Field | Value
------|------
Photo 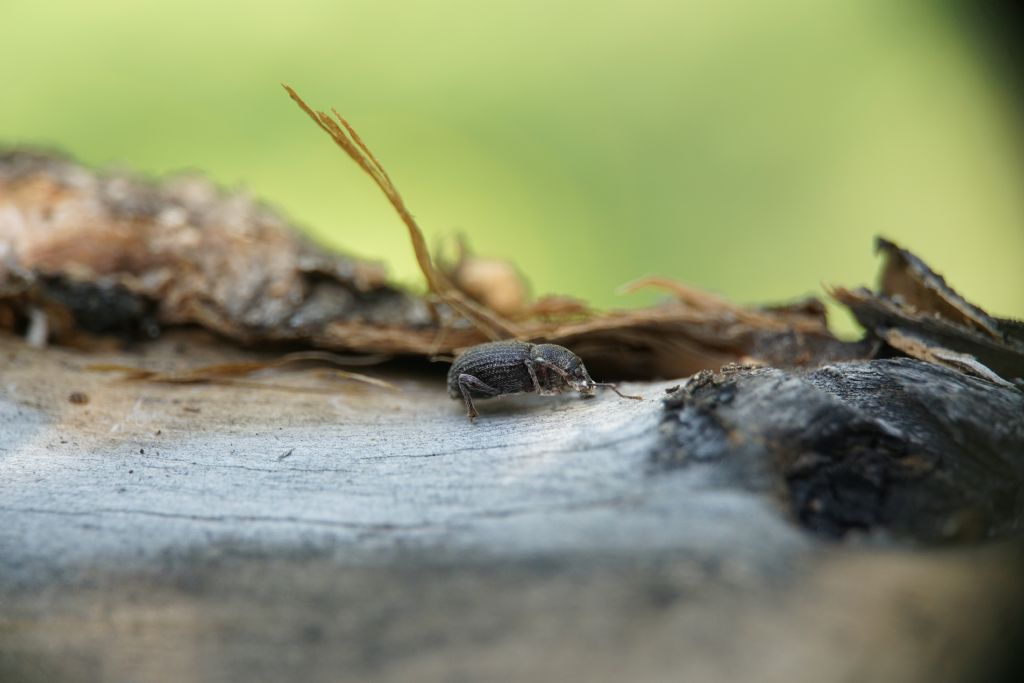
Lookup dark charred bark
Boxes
[656,359,1024,542]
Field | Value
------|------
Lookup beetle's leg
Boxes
[524,359,559,395]
[532,358,575,386]
[457,373,501,421]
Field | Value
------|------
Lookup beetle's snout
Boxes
[568,376,597,395]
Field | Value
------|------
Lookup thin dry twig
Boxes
[88,351,398,391]
[619,276,828,334]
[317,369,401,391]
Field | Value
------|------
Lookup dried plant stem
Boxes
[283,85,518,340]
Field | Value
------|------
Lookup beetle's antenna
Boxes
[593,382,642,400]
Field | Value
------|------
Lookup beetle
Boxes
[447,340,641,421]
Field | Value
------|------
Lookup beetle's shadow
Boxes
[462,392,593,419]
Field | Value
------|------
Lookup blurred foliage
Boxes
[2,0,1022,335]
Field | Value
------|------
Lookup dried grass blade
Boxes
[319,369,400,391]
[283,85,439,288]
[278,351,391,367]
[282,84,518,340]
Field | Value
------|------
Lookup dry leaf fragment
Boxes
[879,328,1015,389]
[438,237,531,318]
[831,238,1024,384]
[832,284,1024,383]
[876,237,1005,339]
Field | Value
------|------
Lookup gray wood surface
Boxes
[1,332,1021,683]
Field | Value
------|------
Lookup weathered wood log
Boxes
[1,332,1021,682]
[3,141,1023,683]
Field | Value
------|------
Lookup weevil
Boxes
[447,340,642,421]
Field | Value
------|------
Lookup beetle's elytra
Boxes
[447,340,641,421]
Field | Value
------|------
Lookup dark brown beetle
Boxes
[447,340,641,421]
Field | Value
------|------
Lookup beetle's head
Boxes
[532,344,596,394]
[532,343,643,402]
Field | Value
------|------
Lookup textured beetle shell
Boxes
[447,341,538,399]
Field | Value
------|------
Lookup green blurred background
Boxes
[3,0,1022,334]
